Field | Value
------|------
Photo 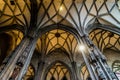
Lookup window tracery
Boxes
[112,60,120,79]
[46,62,71,80]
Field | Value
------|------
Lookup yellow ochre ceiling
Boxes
[0,0,120,55]
[0,0,120,30]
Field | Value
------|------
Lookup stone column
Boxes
[71,61,80,80]
[34,59,45,80]
[81,35,118,80]
[0,37,30,80]
[17,37,37,80]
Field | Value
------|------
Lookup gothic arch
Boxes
[79,62,89,80]
[86,23,120,35]
[0,29,24,56]
[37,24,80,40]
[36,24,80,61]
[0,29,24,76]
[43,61,74,80]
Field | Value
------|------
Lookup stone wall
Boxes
[103,49,120,69]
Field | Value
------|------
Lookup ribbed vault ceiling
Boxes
[0,0,120,32]
[36,29,78,56]
[0,0,120,56]
[0,1,120,80]
[89,28,120,52]
[0,0,30,27]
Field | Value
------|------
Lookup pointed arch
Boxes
[44,61,73,80]
[36,24,80,61]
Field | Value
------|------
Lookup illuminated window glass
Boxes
[46,63,71,80]
[112,60,120,79]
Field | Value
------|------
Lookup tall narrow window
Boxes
[112,60,120,79]
[46,63,71,80]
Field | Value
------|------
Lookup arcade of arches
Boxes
[0,0,120,80]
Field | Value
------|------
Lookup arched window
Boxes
[46,62,71,80]
[112,60,120,79]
